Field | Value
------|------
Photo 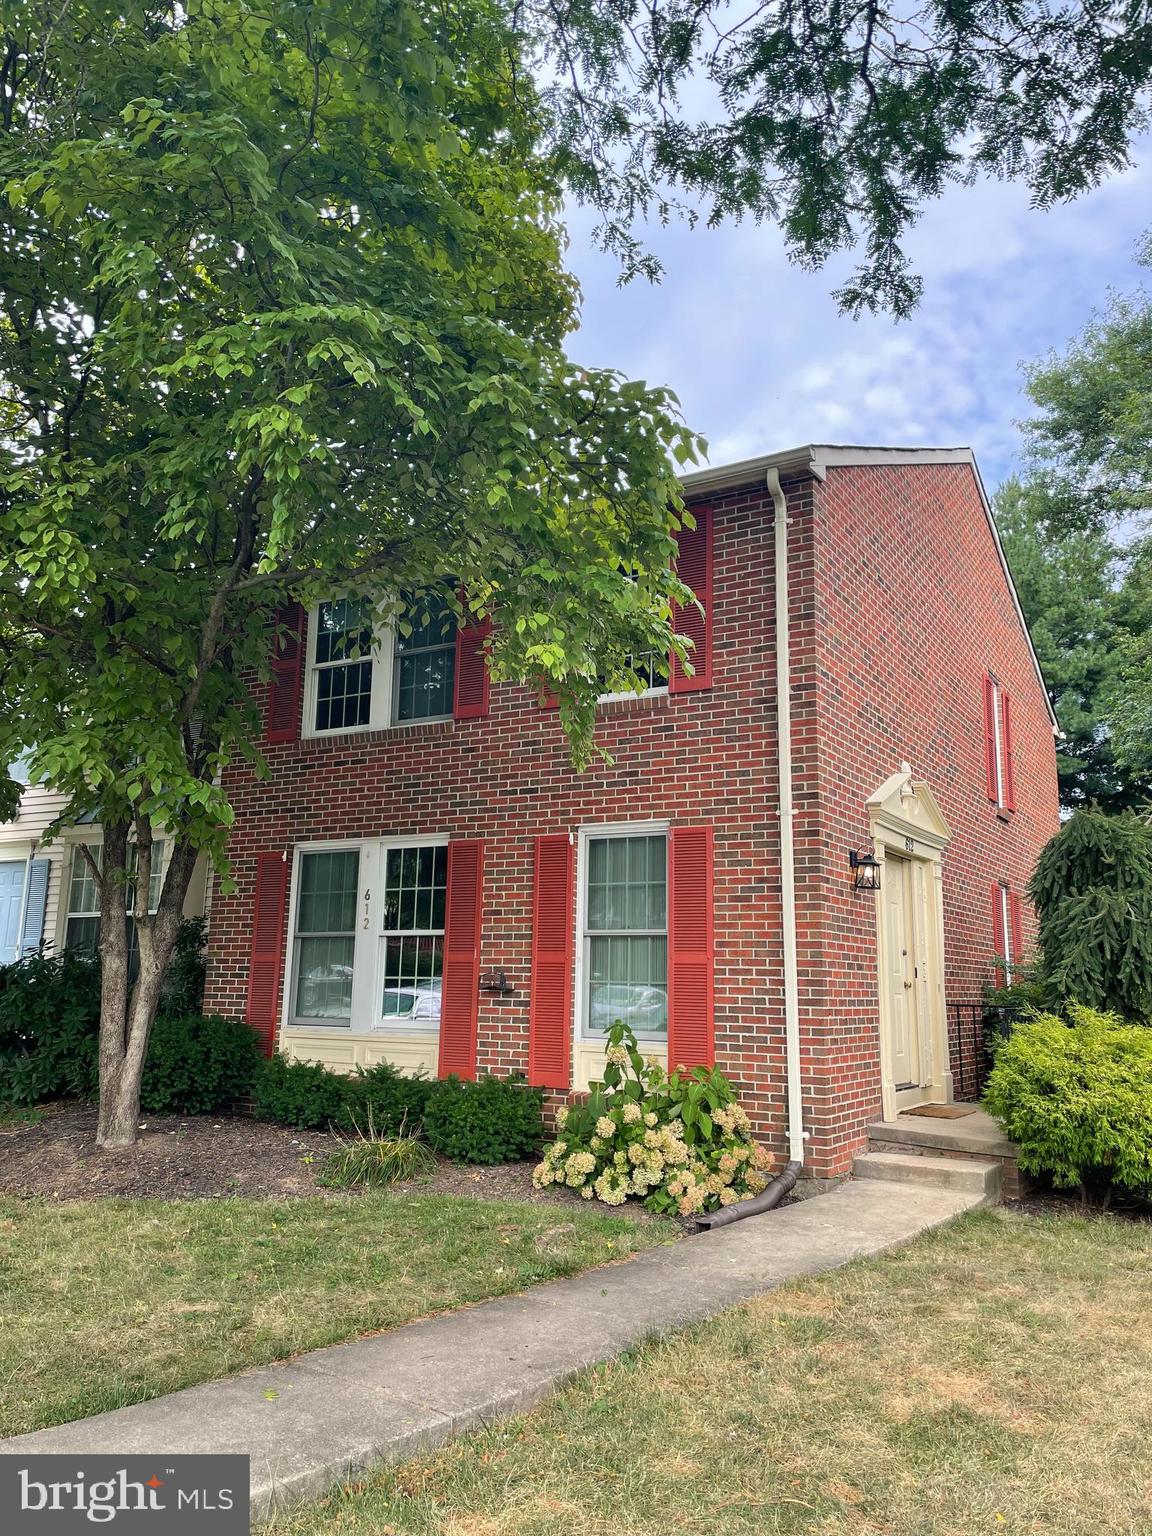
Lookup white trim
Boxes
[283,834,451,1036]
[301,601,393,740]
[597,684,669,705]
[574,819,670,1050]
[998,882,1014,985]
[990,678,1006,809]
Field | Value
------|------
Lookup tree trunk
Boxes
[95,835,201,1150]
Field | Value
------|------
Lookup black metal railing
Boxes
[949,1001,1019,1103]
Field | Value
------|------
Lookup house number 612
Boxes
[362,889,371,929]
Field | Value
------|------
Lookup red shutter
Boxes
[982,674,998,802]
[1001,691,1017,812]
[670,504,713,693]
[244,852,290,1056]
[991,883,1007,989]
[454,614,491,720]
[1008,890,1025,965]
[527,834,575,1088]
[266,603,306,743]
[667,824,714,1070]
[439,839,484,1079]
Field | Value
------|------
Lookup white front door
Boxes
[0,860,26,965]
[884,854,921,1091]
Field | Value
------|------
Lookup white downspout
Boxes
[767,467,805,1166]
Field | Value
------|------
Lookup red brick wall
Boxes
[801,462,1060,1175]
[202,456,1060,1179]
[203,482,798,1158]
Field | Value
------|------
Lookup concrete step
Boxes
[853,1150,1002,1202]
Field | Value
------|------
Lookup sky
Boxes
[562,147,1151,493]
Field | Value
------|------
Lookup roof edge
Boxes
[679,443,1059,732]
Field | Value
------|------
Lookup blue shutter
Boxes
[19,858,51,956]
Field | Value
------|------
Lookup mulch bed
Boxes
[0,1102,660,1220]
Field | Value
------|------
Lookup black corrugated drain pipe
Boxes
[688,1160,803,1234]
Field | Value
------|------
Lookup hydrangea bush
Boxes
[533,1023,773,1216]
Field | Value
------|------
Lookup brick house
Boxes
[200,444,1060,1183]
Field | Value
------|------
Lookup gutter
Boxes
[693,467,805,1229]
[767,464,806,1170]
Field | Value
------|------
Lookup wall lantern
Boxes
[848,848,882,892]
[479,968,515,996]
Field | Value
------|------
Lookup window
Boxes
[287,839,449,1031]
[380,845,447,1026]
[312,599,378,733]
[582,831,668,1038]
[393,591,456,723]
[65,842,165,972]
[598,650,670,702]
[992,882,1025,986]
[983,674,1016,812]
[292,849,359,1021]
[305,591,457,736]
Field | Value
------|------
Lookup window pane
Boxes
[315,599,374,665]
[381,935,443,1025]
[587,936,668,1036]
[383,846,447,933]
[396,591,455,652]
[395,649,455,721]
[294,936,355,1019]
[68,848,101,916]
[586,834,666,932]
[316,658,372,732]
[297,851,359,934]
[65,914,101,955]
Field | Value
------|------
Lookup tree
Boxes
[995,476,1140,811]
[515,0,1152,313]
[1004,245,1152,802]
[0,0,702,1147]
[1029,809,1152,1022]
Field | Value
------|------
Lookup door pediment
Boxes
[866,763,951,853]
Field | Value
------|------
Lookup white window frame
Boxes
[302,596,459,738]
[284,835,450,1033]
[61,835,167,954]
[990,677,1006,809]
[574,819,670,1045]
[998,882,1014,984]
[302,602,393,740]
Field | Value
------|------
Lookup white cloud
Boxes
[564,143,1152,488]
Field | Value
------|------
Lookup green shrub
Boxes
[140,1014,263,1116]
[0,951,100,1105]
[534,1023,772,1213]
[252,1053,353,1129]
[423,1073,544,1163]
[985,1004,1152,1205]
[338,1061,434,1137]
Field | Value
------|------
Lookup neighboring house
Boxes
[200,444,1060,1181]
[0,773,209,967]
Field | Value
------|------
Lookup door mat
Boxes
[902,1103,978,1120]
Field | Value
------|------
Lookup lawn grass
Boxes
[265,1207,1152,1536]
[0,1193,671,1438]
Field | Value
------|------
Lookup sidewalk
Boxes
[0,1179,982,1519]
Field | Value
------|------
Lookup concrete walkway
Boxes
[1,1180,982,1519]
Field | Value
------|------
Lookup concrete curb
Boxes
[0,1180,982,1519]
